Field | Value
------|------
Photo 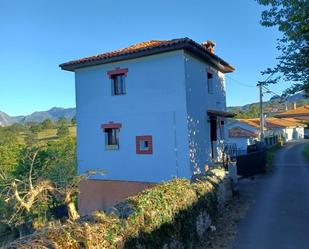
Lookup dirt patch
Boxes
[197,192,250,249]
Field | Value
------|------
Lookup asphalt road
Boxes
[233,140,309,249]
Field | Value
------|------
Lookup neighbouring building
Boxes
[275,105,309,122]
[228,118,305,150]
[60,38,235,214]
[227,119,261,151]
[275,105,309,138]
[264,118,305,141]
[228,126,258,151]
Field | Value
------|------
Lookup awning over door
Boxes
[207,109,236,118]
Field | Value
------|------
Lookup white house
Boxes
[227,119,260,151]
[228,118,305,150]
[264,118,305,142]
[60,38,235,214]
[228,126,258,151]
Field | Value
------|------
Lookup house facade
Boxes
[228,118,304,151]
[275,105,309,137]
[227,120,260,151]
[264,118,305,142]
[60,38,234,214]
[228,126,258,151]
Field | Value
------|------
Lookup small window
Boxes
[101,123,122,150]
[112,74,126,95]
[107,67,128,96]
[105,128,119,149]
[207,72,213,94]
[136,136,153,154]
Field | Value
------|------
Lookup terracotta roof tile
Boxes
[266,118,306,128]
[275,105,309,117]
[229,127,258,138]
[238,118,305,129]
[59,37,234,72]
[237,119,261,129]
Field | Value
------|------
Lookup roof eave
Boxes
[59,40,235,73]
[59,44,184,72]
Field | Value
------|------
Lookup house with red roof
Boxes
[228,118,305,150]
[275,105,309,121]
[60,37,235,214]
[228,126,259,151]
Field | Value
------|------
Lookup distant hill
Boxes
[228,90,309,118]
[0,107,76,126]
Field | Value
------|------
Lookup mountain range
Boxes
[0,107,76,126]
[0,91,308,126]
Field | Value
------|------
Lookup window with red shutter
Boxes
[136,136,153,154]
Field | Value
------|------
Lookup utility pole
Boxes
[258,81,264,142]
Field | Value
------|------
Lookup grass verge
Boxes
[266,144,282,171]
[303,143,309,162]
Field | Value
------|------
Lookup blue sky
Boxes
[0,0,288,116]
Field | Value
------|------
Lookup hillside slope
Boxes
[0,107,76,126]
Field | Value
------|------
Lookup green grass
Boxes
[16,126,77,144]
[303,144,309,162]
[266,144,282,171]
[37,126,76,140]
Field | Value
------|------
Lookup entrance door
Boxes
[210,116,217,158]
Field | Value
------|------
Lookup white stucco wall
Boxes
[227,137,252,151]
[296,127,304,139]
[75,51,191,183]
[284,127,304,141]
[184,52,228,173]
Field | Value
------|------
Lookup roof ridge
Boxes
[59,37,234,72]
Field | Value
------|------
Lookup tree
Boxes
[7,124,26,134]
[24,132,38,145]
[57,117,68,127]
[41,119,54,129]
[0,128,18,145]
[71,116,76,126]
[29,124,42,133]
[256,0,309,93]
[0,147,79,233]
[0,139,105,237]
[0,139,77,236]
[56,125,69,137]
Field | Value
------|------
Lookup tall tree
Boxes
[41,119,54,129]
[257,0,309,92]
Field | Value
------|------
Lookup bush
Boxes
[57,125,69,137]
[6,168,230,249]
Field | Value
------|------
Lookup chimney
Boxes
[201,40,216,54]
[293,102,297,110]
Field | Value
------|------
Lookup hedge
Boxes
[6,168,230,249]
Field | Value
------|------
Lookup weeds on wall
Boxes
[6,168,228,249]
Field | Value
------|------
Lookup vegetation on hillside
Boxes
[0,118,77,244]
[229,98,309,119]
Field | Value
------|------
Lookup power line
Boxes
[225,75,256,88]
[262,85,284,99]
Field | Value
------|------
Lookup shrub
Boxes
[5,168,229,249]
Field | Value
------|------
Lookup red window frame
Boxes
[107,67,128,96]
[136,135,153,154]
[101,123,122,150]
[107,67,128,78]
